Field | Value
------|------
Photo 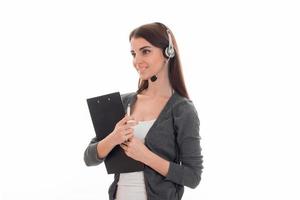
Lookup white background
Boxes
[0,0,299,199]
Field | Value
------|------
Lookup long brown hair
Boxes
[129,22,189,99]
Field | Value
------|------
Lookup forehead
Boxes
[130,37,153,51]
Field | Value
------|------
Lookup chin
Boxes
[139,75,150,81]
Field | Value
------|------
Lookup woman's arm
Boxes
[84,137,105,166]
[142,150,170,176]
[163,100,203,189]
[84,115,136,166]
[96,134,117,158]
[120,137,170,176]
[84,134,118,166]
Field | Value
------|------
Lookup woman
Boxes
[84,22,203,200]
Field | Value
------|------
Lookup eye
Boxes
[131,52,136,57]
[142,49,151,55]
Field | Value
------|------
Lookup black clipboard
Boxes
[86,92,144,174]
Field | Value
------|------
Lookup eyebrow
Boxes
[130,46,152,53]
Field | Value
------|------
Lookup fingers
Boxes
[113,115,138,145]
[126,120,139,127]
[125,133,134,140]
[120,122,138,131]
[120,144,129,157]
[120,143,127,150]
[122,132,134,143]
[121,127,134,135]
[121,133,134,146]
[117,115,135,126]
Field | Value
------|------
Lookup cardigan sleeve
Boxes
[84,137,105,166]
[165,100,203,189]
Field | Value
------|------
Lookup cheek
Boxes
[132,61,137,70]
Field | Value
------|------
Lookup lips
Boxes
[137,67,148,73]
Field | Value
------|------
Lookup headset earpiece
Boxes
[164,29,175,58]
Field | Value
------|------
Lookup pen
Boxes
[127,104,130,116]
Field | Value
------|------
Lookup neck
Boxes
[145,69,173,98]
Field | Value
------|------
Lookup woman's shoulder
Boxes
[121,91,136,99]
[171,95,200,135]
[120,91,136,104]
[172,92,199,118]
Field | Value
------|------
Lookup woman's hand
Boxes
[121,136,171,177]
[120,137,150,163]
[109,115,138,146]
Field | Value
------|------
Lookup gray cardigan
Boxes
[84,91,203,200]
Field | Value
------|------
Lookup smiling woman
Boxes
[130,38,166,83]
[84,22,203,200]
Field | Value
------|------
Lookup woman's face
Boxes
[130,37,166,81]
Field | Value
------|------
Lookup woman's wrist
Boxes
[142,148,154,165]
[96,133,117,159]
[143,149,170,177]
[107,132,117,147]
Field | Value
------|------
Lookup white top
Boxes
[115,119,156,200]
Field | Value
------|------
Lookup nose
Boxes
[133,53,142,64]
[133,54,144,68]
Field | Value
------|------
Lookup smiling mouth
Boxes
[138,67,148,73]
